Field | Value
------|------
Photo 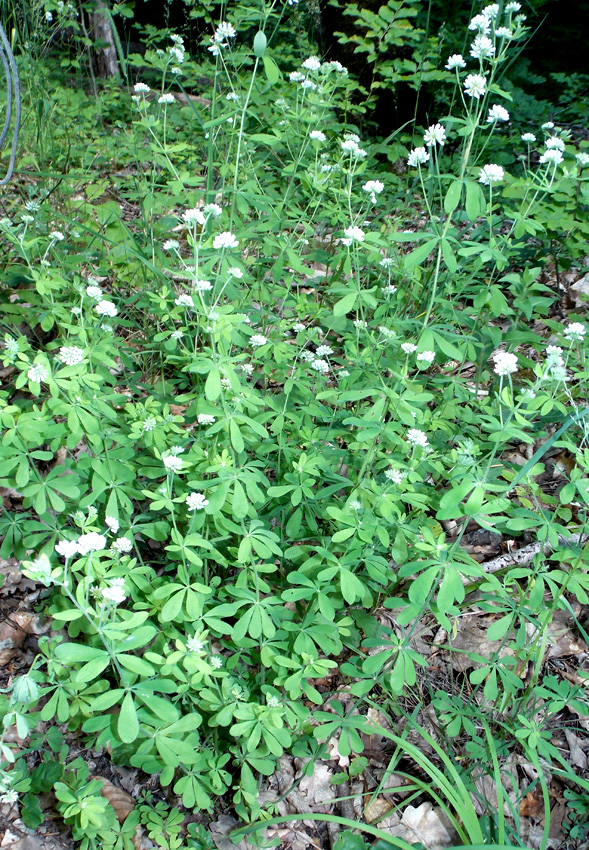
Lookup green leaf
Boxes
[404,237,439,269]
[118,692,139,744]
[262,55,281,84]
[444,179,463,215]
[333,292,358,317]
[205,367,221,400]
[465,180,484,220]
[55,644,108,664]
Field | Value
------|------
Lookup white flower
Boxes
[289,71,305,82]
[186,635,205,652]
[77,532,107,555]
[198,413,216,425]
[301,79,316,91]
[469,13,491,33]
[21,214,34,224]
[186,492,209,510]
[380,257,395,268]
[28,363,49,383]
[105,516,119,534]
[311,358,329,373]
[492,350,518,376]
[505,2,521,11]
[315,344,333,357]
[86,284,103,300]
[228,266,243,278]
[416,350,435,364]
[133,82,150,93]
[406,428,429,448]
[175,294,194,307]
[250,334,268,347]
[546,136,565,151]
[576,153,589,165]
[163,454,184,472]
[3,337,19,357]
[487,104,510,123]
[424,123,446,147]
[464,73,487,99]
[446,53,466,70]
[170,34,184,45]
[349,500,362,511]
[407,146,430,167]
[293,322,306,332]
[385,468,403,484]
[143,416,157,431]
[241,363,254,374]
[539,149,563,166]
[342,225,365,245]
[194,279,213,292]
[171,330,184,340]
[495,26,513,38]
[1,789,19,804]
[401,342,417,354]
[210,655,223,668]
[170,46,185,63]
[163,239,179,251]
[57,346,84,366]
[112,537,133,553]
[302,56,322,71]
[49,230,65,241]
[45,11,53,21]
[101,584,126,605]
[213,231,239,249]
[521,132,536,143]
[564,322,586,341]
[479,163,504,184]
[542,121,555,130]
[215,21,236,40]
[470,35,495,59]
[340,138,366,157]
[204,203,222,217]
[324,60,347,74]
[158,93,175,104]
[183,208,206,225]
[55,540,79,559]
[310,130,326,142]
[482,4,500,18]
[362,179,384,202]
[95,300,117,317]
[354,320,367,329]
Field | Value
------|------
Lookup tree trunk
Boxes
[90,0,120,78]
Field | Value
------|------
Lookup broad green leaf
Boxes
[118,692,139,744]
[444,179,463,215]
[404,237,439,269]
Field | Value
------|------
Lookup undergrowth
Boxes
[1,1,589,848]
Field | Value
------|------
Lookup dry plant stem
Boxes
[481,532,588,575]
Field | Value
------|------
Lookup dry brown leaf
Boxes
[519,789,544,819]
[92,776,141,850]
[570,271,589,306]
[0,613,39,666]
[364,796,395,824]
[564,729,588,769]
[386,803,456,849]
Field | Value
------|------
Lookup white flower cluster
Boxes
[186,492,208,510]
[564,322,586,342]
[342,225,365,246]
[57,346,84,366]
[406,428,429,448]
[492,350,518,376]
[55,531,107,559]
[208,23,236,56]
[479,163,504,185]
